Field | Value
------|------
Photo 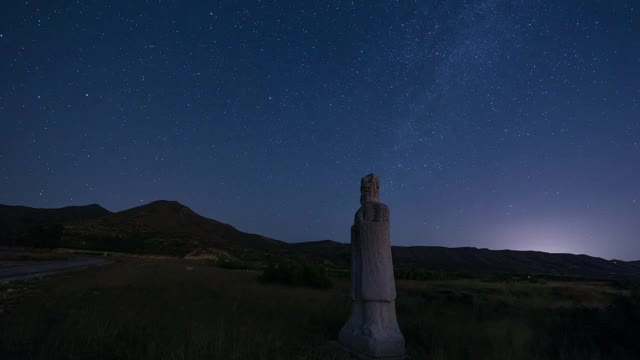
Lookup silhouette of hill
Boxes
[292,240,640,280]
[2,201,640,279]
[0,203,111,247]
[60,200,285,255]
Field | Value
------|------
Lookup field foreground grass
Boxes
[1,258,640,359]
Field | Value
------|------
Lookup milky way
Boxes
[1,1,638,259]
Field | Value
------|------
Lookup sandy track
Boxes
[0,257,112,283]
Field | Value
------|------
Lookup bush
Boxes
[214,257,249,270]
[395,267,445,281]
[200,256,249,270]
[260,261,332,289]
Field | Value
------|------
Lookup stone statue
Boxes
[339,174,406,358]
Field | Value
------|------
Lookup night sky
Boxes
[1,1,638,259]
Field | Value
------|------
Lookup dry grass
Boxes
[1,258,639,359]
[0,248,72,266]
[0,259,350,360]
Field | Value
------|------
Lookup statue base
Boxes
[338,300,406,359]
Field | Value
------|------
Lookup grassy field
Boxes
[0,247,72,266]
[1,258,640,360]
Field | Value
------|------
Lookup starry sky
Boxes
[1,1,639,259]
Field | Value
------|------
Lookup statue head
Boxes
[360,174,380,204]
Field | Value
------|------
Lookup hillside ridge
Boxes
[1,201,639,279]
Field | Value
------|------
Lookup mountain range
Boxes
[1,200,639,280]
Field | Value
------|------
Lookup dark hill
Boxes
[60,200,285,255]
[2,201,640,280]
[291,240,640,280]
[391,246,640,279]
[0,204,111,247]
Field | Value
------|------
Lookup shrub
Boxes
[215,257,249,270]
[395,267,444,281]
[260,261,332,289]
[200,257,249,270]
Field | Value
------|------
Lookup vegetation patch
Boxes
[2,260,640,359]
[260,260,333,289]
[0,248,71,265]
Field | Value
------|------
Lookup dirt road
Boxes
[0,257,112,283]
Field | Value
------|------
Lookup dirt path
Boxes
[0,257,112,283]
